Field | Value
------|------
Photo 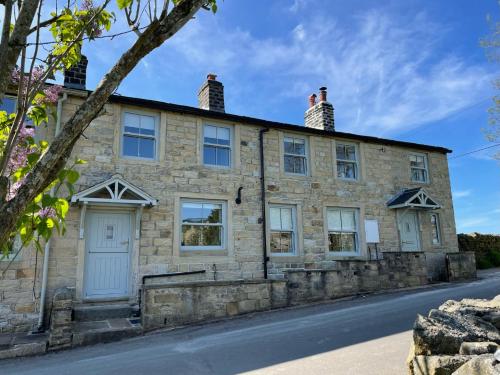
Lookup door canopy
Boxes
[387,188,440,210]
[71,175,158,207]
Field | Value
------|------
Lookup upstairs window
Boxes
[336,142,358,180]
[430,213,441,245]
[269,205,297,255]
[203,124,231,167]
[327,207,359,253]
[284,136,307,175]
[0,96,16,114]
[410,153,428,183]
[181,200,226,250]
[122,111,157,159]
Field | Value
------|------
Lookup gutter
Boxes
[36,92,67,332]
[259,128,270,279]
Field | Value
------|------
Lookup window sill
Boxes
[281,172,311,180]
[269,254,302,262]
[326,252,362,259]
[180,249,228,257]
[118,156,160,165]
[335,177,361,184]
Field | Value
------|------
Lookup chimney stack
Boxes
[305,87,334,132]
[198,73,225,112]
[63,55,88,90]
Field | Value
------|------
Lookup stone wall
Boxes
[48,287,74,351]
[142,279,287,330]
[447,252,477,281]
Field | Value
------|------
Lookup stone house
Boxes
[0,59,467,334]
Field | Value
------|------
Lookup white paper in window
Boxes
[341,210,356,231]
[280,208,293,230]
[327,209,341,230]
[270,207,281,230]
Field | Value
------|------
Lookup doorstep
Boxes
[0,331,48,360]
[72,317,143,347]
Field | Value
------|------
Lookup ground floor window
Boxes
[180,200,226,250]
[270,205,297,255]
[430,213,441,245]
[327,207,359,253]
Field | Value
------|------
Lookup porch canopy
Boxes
[386,188,440,210]
[71,175,157,239]
[71,175,157,207]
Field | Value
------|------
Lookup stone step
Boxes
[73,303,139,322]
[72,318,142,347]
[0,332,48,360]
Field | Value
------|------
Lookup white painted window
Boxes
[327,207,359,253]
[336,142,358,180]
[409,153,428,183]
[203,124,231,167]
[181,200,226,250]
[430,213,441,245]
[122,111,158,159]
[284,136,308,175]
[269,205,297,255]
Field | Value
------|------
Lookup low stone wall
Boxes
[447,252,477,281]
[286,252,428,304]
[142,279,287,330]
[48,287,74,351]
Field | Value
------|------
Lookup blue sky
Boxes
[79,0,499,234]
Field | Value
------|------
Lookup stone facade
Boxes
[0,79,463,332]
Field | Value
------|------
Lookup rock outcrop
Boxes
[408,295,500,375]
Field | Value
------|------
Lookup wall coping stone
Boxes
[143,278,284,290]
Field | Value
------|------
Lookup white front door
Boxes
[398,210,420,252]
[84,211,132,299]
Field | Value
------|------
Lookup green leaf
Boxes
[56,199,69,218]
[116,0,133,10]
[66,169,79,184]
[75,158,87,165]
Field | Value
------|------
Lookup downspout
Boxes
[36,92,67,331]
[259,128,269,279]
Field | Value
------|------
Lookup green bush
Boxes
[458,233,500,269]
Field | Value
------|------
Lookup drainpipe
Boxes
[36,92,67,331]
[259,128,269,279]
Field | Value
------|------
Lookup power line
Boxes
[449,143,500,159]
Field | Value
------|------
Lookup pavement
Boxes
[1,269,500,375]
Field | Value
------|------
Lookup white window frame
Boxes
[430,213,441,245]
[335,142,359,181]
[180,199,227,251]
[283,135,308,176]
[409,152,429,183]
[121,110,159,160]
[326,207,360,255]
[203,124,232,168]
[269,204,297,256]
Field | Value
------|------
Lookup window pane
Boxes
[284,155,295,173]
[294,156,306,174]
[293,139,305,155]
[327,209,341,230]
[201,226,222,246]
[216,147,230,167]
[336,145,346,160]
[344,145,356,160]
[280,208,293,230]
[270,232,293,253]
[412,168,426,182]
[431,214,440,244]
[328,232,342,252]
[139,137,155,159]
[202,203,222,223]
[284,138,294,154]
[0,97,16,114]
[341,233,357,252]
[410,155,425,168]
[182,225,201,246]
[204,145,217,165]
[217,127,230,146]
[270,208,282,230]
[337,161,357,179]
[341,210,356,231]
[123,135,138,157]
[204,125,217,144]
[182,202,203,223]
[123,113,141,134]
[140,115,155,136]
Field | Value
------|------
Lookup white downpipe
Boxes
[37,92,67,331]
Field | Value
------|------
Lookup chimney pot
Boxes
[308,94,317,108]
[207,73,217,81]
[319,87,327,102]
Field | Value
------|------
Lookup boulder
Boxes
[411,355,471,375]
[459,342,499,355]
[413,310,500,356]
[452,354,500,375]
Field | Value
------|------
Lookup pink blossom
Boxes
[34,85,63,105]
[6,124,36,174]
[7,180,24,201]
[38,207,57,219]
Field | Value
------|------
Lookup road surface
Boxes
[2,270,500,375]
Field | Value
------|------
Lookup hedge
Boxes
[458,233,500,269]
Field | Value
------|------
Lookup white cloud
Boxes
[453,190,472,199]
[158,8,493,135]
[289,0,312,13]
